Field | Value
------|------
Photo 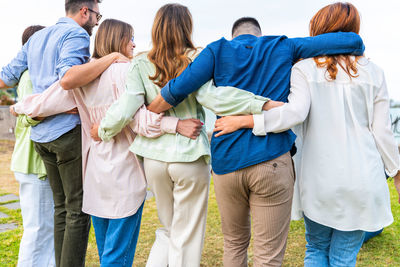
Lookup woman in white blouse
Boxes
[213,2,400,266]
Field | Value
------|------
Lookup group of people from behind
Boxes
[1,1,399,267]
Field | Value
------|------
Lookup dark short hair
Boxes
[22,25,45,46]
[65,0,101,14]
[231,17,261,36]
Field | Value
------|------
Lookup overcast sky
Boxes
[1,0,399,99]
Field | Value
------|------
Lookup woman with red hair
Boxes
[213,2,400,266]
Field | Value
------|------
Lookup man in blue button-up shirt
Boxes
[148,17,365,266]
[0,1,127,266]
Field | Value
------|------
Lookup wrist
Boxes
[161,117,179,134]
[241,116,254,129]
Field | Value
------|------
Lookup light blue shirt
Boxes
[0,17,90,143]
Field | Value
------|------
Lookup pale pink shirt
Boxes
[14,62,178,219]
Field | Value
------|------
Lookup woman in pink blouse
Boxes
[12,19,201,266]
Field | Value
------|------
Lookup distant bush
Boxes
[0,90,16,105]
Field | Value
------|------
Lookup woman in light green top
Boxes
[10,25,55,267]
[95,4,267,267]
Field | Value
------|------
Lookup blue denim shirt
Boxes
[161,32,365,174]
[0,17,90,143]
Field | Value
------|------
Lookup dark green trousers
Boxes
[34,125,90,267]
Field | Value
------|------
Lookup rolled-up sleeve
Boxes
[160,47,215,106]
[56,30,90,79]
[0,46,28,87]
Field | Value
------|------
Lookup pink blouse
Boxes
[14,62,179,218]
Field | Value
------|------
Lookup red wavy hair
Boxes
[148,3,197,88]
[310,2,361,80]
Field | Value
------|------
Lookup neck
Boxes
[233,32,260,38]
[66,13,84,27]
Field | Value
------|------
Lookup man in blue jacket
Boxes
[148,17,364,266]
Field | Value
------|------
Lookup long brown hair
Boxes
[92,19,133,59]
[310,2,361,80]
[148,3,197,88]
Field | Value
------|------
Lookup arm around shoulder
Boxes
[253,64,311,135]
[291,32,365,60]
[194,80,269,116]
[60,52,128,90]
[98,62,145,141]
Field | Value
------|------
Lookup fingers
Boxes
[65,107,79,115]
[115,53,131,63]
[9,105,18,117]
[90,124,101,141]
[34,116,45,121]
[214,129,228,137]
[214,131,223,137]
[190,128,202,139]
[213,125,223,132]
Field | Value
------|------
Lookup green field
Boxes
[0,178,399,267]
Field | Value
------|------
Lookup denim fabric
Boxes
[34,126,90,267]
[363,229,383,243]
[160,32,364,174]
[0,17,89,143]
[14,172,55,267]
[304,215,365,267]
[92,202,144,267]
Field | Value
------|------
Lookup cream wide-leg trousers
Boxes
[144,157,211,267]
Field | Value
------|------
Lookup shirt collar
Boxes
[233,34,259,41]
[56,17,81,27]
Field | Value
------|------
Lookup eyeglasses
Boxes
[131,36,135,43]
[87,7,102,22]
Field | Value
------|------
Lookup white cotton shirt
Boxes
[253,57,399,231]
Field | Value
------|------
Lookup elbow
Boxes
[60,76,74,90]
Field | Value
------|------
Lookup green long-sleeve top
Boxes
[10,71,47,179]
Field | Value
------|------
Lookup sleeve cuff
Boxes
[26,116,41,127]
[13,102,23,115]
[0,72,17,87]
[20,115,41,128]
[161,82,179,106]
[98,125,112,142]
[252,113,267,136]
[250,97,270,114]
[386,166,400,178]
[160,116,179,134]
[58,65,71,80]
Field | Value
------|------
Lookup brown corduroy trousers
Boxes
[213,152,295,267]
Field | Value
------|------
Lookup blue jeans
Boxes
[92,202,144,267]
[304,215,365,267]
[363,229,383,243]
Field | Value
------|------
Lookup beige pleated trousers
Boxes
[213,152,295,267]
[144,157,211,267]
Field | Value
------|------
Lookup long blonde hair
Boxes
[310,2,361,80]
[148,3,197,88]
[92,19,133,59]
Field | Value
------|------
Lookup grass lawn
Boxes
[1,140,399,266]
